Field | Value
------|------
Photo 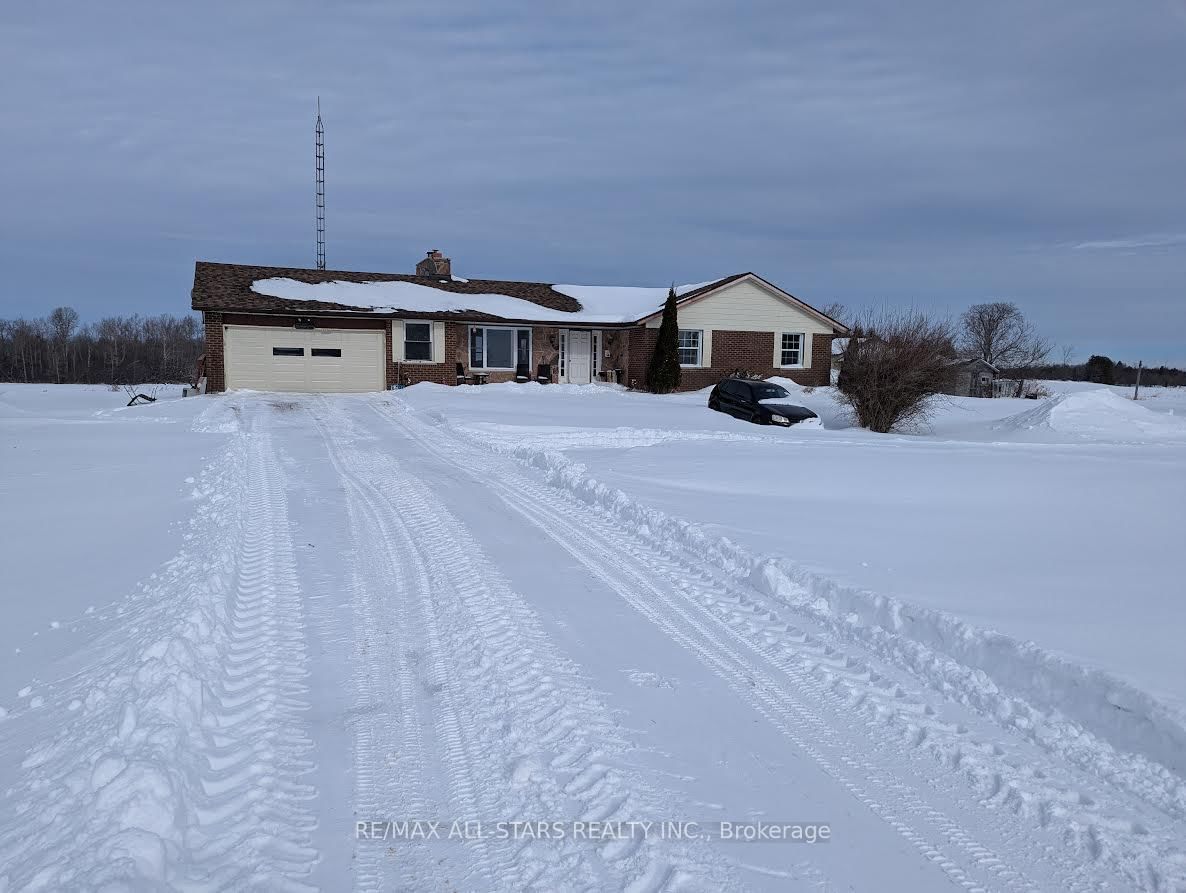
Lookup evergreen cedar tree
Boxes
[646,286,682,394]
[1085,355,1116,385]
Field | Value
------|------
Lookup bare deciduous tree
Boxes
[819,302,849,326]
[48,306,79,382]
[958,301,1051,398]
[958,302,1051,369]
[836,310,957,433]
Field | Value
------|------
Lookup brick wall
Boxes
[203,311,225,392]
[622,326,833,391]
[624,327,653,389]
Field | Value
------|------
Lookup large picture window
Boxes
[404,322,432,361]
[469,326,531,370]
[677,329,702,367]
[779,332,804,367]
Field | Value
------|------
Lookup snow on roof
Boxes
[249,277,722,323]
[549,281,719,321]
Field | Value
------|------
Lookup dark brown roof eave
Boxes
[200,305,645,328]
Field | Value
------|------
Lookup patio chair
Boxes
[514,362,531,383]
[536,363,552,384]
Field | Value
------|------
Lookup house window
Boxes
[558,331,567,378]
[311,348,341,357]
[779,332,805,367]
[469,326,531,370]
[677,329,702,367]
[404,322,433,362]
[272,347,304,356]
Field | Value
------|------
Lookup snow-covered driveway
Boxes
[2,387,1184,891]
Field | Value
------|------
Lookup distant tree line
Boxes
[1012,357,1185,387]
[0,307,203,384]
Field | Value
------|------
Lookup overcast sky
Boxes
[1,1,1183,364]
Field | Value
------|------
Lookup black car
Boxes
[708,378,819,427]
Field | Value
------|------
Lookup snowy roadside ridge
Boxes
[436,419,1186,814]
[0,430,319,890]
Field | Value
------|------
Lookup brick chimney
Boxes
[415,249,451,278]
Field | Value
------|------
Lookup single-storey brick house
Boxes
[191,251,849,393]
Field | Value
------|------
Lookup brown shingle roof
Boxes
[191,261,747,325]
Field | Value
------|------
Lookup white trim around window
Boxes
[402,320,434,363]
[469,325,532,371]
[777,331,806,368]
[677,329,703,367]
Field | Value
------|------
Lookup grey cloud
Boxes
[0,1,1183,365]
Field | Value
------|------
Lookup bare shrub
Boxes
[837,310,957,433]
[721,368,764,381]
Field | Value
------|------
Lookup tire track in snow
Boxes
[477,438,1186,893]
[378,397,1165,893]
[407,398,1186,892]
[0,408,319,891]
[312,398,736,892]
[311,407,434,892]
[313,401,494,890]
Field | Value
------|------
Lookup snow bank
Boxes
[765,378,855,429]
[0,432,316,889]
[993,389,1186,442]
[432,419,1186,790]
[251,276,723,323]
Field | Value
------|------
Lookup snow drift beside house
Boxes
[250,277,723,323]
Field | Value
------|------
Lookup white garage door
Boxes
[224,325,386,393]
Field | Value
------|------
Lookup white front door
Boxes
[566,330,592,383]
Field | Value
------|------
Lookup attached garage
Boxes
[223,325,386,393]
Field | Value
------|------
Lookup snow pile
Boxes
[765,377,855,429]
[993,389,1186,442]
[0,435,317,889]
[251,277,723,323]
[461,422,766,451]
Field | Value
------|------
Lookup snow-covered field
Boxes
[1,380,1184,891]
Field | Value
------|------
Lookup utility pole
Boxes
[1134,360,1143,400]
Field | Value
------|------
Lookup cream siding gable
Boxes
[646,279,828,367]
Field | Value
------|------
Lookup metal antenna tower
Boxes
[315,97,326,270]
